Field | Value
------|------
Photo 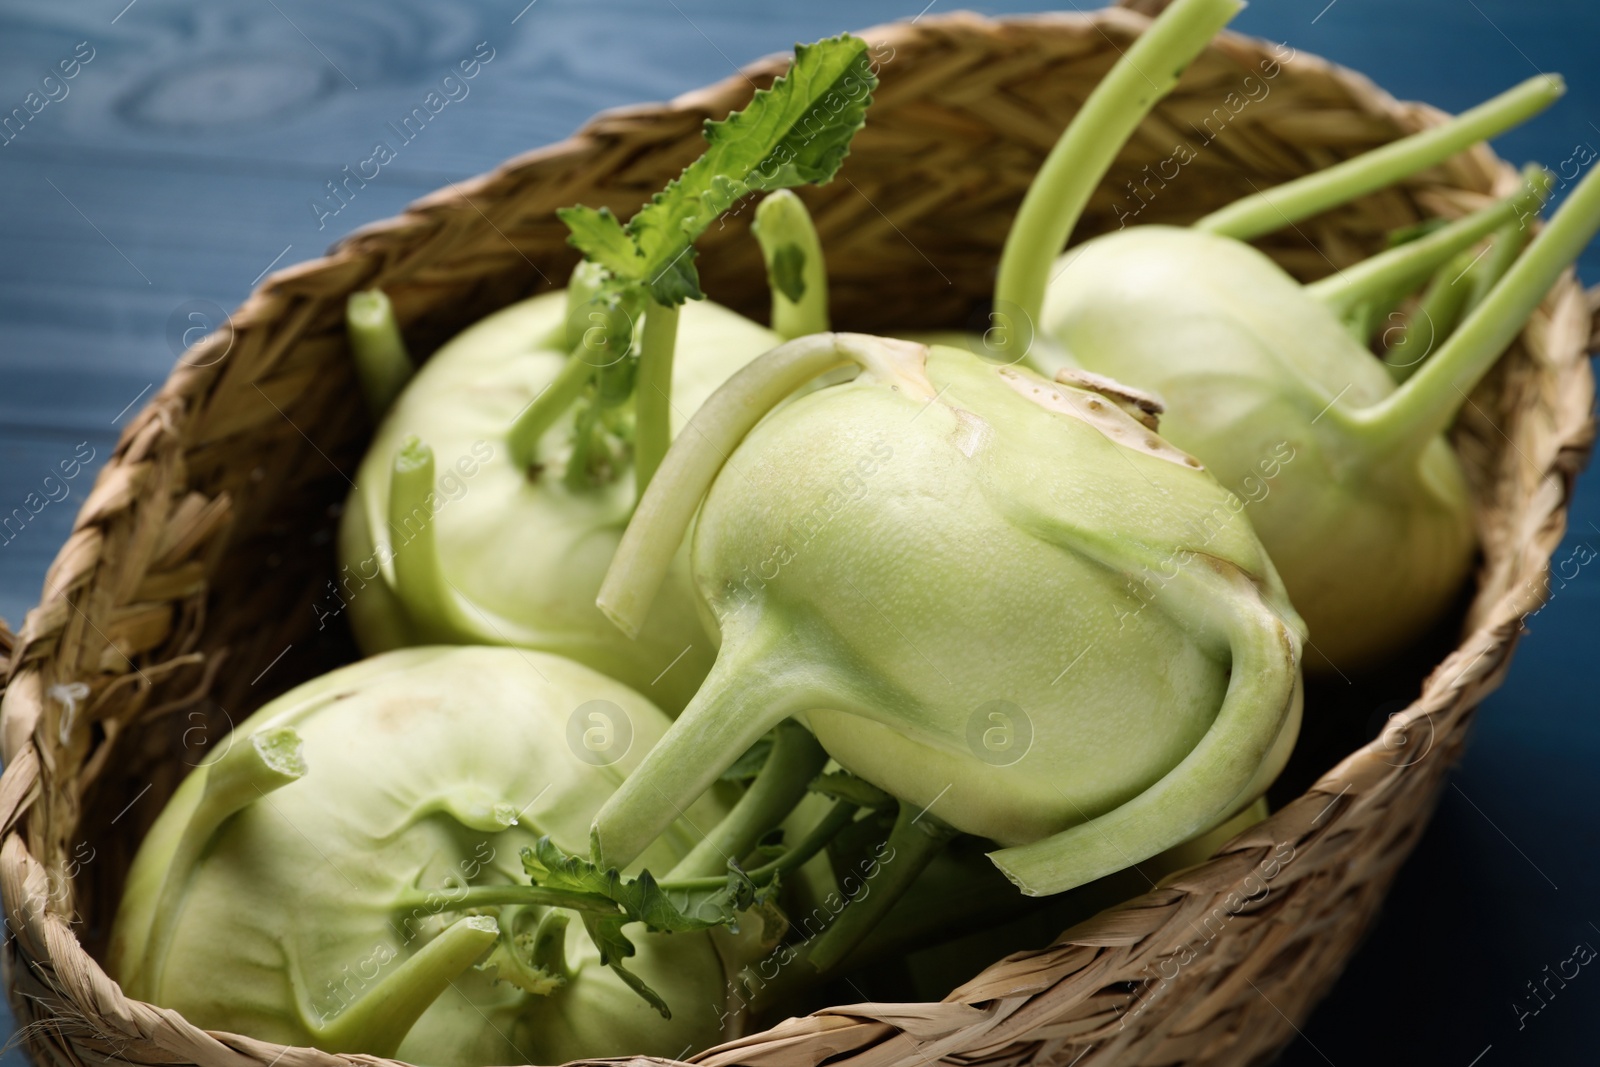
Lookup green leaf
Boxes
[626,34,876,299]
[521,836,770,1016]
[720,736,775,782]
[582,912,671,1018]
[559,34,877,307]
[770,242,808,303]
[644,246,704,306]
[557,205,645,277]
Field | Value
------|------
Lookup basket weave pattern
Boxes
[0,9,1594,1067]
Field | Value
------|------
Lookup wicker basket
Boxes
[1,5,1594,1067]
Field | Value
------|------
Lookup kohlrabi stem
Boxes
[989,563,1298,896]
[1352,158,1600,458]
[139,729,306,1000]
[388,437,469,635]
[994,0,1242,331]
[347,290,415,418]
[1467,216,1533,310]
[507,350,600,471]
[663,800,859,892]
[393,884,620,916]
[591,663,806,870]
[666,720,829,881]
[752,190,830,339]
[597,333,933,638]
[634,300,680,496]
[564,261,608,351]
[529,910,571,980]
[1388,247,1478,380]
[1194,75,1564,240]
[314,915,499,1057]
[803,807,958,975]
[1307,166,1552,315]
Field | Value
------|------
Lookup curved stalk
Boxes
[313,915,499,1056]
[1467,216,1534,310]
[597,333,931,638]
[1350,157,1600,459]
[1307,165,1551,315]
[989,563,1298,896]
[140,729,306,999]
[994,0,1243,329]
[752,190,830,338]
[507,350,602,471]
[393,884,619,917]
[664,800,859,892]
[591,659,808,871]
[634,300,681,496]
[564,261,608,351]
[387,437,471,635]
[803,807,957,974]
[666,720,829,881]
[1195,75,1564,240]
[1386,247,1477,381]
[347,290,415,418]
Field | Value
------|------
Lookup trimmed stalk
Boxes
[995,0,1243,329]
[528,910,571,980]
[1350,158,1600,459]
[506,328,621,471]
[596,332,933,638]
[314,915,499,1056]
[388,438,471,634]
[666,720,829,881]
[1195,75,1564,240]
[348,290,415,418]
[802,807,958,974]
[752,190,830,338]
[140,729,306,998]
[634,300,680,495]
[989,564,1298,896]
[1307,165,1552,315]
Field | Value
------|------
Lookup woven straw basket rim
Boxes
[1,6,1595,1067]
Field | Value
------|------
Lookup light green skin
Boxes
[340,293,780,713]
[1036,227,1476,669]
[109,647,734,1066]
[648,345,1303,855]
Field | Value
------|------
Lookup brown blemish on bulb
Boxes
[996,365,1203,470]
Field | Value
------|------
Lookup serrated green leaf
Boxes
[583,912,672,1018]
[644,246,704,306]
[557,205,645,277]
[592,33,876,305]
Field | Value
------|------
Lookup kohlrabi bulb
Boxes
[109,646,738,1066]
[337,291,778,713]
[1035,226,1475,670]
[592,335,1305,896]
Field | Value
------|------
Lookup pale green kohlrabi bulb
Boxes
[1035,226,1474,671]
[109,646,737,1066]
[591,334,1305,896]
[337,292,778,713]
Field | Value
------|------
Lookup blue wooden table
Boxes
[1,1,1596,1064]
